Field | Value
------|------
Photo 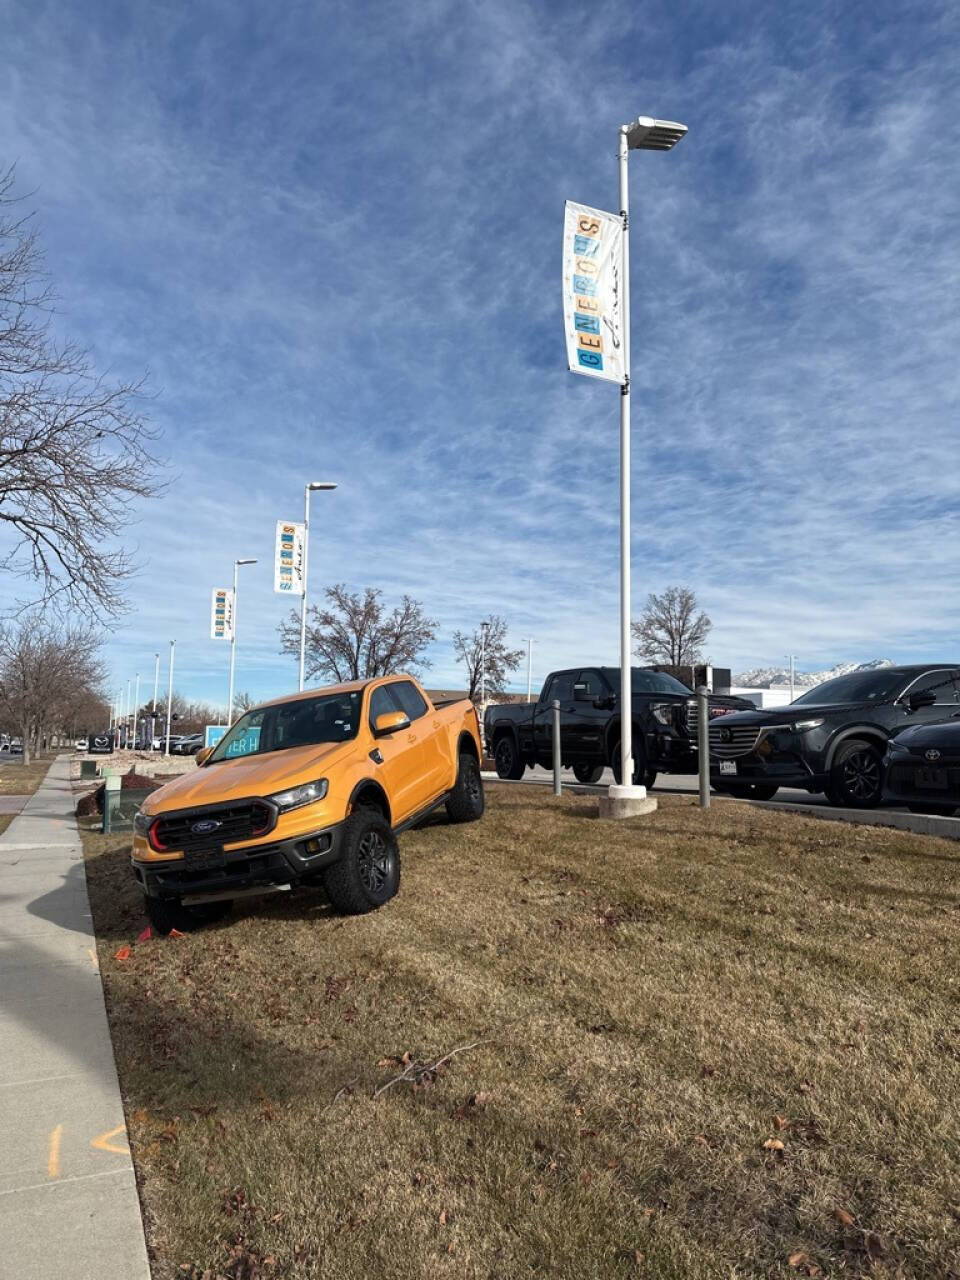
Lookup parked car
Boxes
[484,666,753,787]
[130,675,484,932]
[75,737,88,751]
[695,664,960,807]
[172,734,204,756]
[883,721,960,815]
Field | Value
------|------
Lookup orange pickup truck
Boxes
[131,675,484,932]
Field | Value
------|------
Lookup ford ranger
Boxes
[131,675,484,932]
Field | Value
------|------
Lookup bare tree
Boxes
[0,166,162,618]
[0,612,105,762]
[452,616,524,704]
[632,586,712,667]
[233,690,257,716]
[278,585,437,684]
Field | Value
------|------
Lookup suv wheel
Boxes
[827,739,883,808]
[573,762,604,784]
[494,734,525,780]
[446,752,485,822]
[323,807,400,914]
[144,895,231,935]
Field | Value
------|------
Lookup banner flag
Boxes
[274,520,306,594]
[210,587,235,641]
[562,201,624,384]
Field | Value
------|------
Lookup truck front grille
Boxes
[154,800,276,851]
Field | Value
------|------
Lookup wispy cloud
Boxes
[1,0,959,703]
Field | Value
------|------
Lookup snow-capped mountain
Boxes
[733,659,894,690]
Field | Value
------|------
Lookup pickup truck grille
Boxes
[154,800,276,852]
[687,723,776,759]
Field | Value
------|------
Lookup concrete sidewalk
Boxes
[0,756,150,1279]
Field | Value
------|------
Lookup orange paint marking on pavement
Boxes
[91,1124,129,1156]
[47,1124,63,1179]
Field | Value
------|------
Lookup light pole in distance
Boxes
[299,481,338,692]
[479,620,490,710]
[228,558,258,725]
[613,114,687,800]
[522,636,533,701]
[164,641,175,757]
[786,654,797,703]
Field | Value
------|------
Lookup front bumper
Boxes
[710,754,826,792]
[132,820,346,900]
[883,758,960,806]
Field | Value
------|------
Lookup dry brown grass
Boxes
[80,787,960,1280]
[0,752,58,794]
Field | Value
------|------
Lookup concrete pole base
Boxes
[598,783,658,820]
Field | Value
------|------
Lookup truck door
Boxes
[390,679,449,805]
[567,669,612,764]
[367,685,425,823]
[533,671,576,768]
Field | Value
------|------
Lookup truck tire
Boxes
[144,895,231,935]
[609,739,655,790]
[573,762,604,784]
[494,734,525,780]
[826,738,883,809]
[322,808,400,914]
[446,752,485,822]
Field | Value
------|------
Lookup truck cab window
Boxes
[368,685,400,729]
[391,680,429,722]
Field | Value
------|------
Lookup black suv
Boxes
[697,665,960,807]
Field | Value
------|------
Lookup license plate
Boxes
[915,767,948,790]
[184,845,226,870]
[719,761,737,776]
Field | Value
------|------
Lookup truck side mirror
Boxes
[573,683,591,702]
[195,746,213,766]
[593,694,615,710]
[374,710,411,736]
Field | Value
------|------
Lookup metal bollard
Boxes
[552,699,562,796]
[696,685,710,810]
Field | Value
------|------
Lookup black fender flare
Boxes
[347,778,392,825]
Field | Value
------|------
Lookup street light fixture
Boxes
[228,558,258,725]
[614,113,687,801]
[299,481,338,692]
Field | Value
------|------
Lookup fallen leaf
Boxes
[634,1250,645,1264]
[763,1138,785,1151]
[438,1208,447,1225]
[864,1232,887,1259]
[168,928,186,939]
[581,1170,592,1187]
[114,945,131,961]
[401,1051,412,1066]
[774,1115,790,1131]
[832,1206,855,1227]
[789,1251,810,1268]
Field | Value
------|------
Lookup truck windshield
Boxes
[793,671,903,705]
[207,691,363,762]
[631,669,692,695]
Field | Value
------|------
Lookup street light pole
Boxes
[152,652,160,713]
[299,481,338,692]
[165,641,175,757]
[125,679,132,749]
[132,673,140,752]
[523,637,533,701]
[479,621,490,710]
[228,558,258,725]
[612,114,688,801]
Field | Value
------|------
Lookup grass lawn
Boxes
[81,786,960,1280]
[0,752,58,795]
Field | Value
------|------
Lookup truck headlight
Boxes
[133,811,154,837]
[652,703,675,726]
[268,778,329,812]
[791,719,824,732]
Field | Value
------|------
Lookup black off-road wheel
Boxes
[827,739,883,809]
[144,895,232,935]
[322,808,400,915]
[573,762,604,784]
[446,752,485,823]
[494,734,525,780]
[610,740,655,789]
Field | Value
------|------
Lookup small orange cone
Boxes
[137,927,152,942]
[168,928,186,939]
[114,945,131,961]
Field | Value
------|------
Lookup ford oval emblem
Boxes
[925,748,942,762]
[191,818,221,835]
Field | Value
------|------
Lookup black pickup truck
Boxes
[483,666,754,786]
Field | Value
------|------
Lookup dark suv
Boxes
[696,665,960,807]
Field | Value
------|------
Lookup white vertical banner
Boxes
[562,200,624,384]
[210,587,235,641]
[274,520,305,595]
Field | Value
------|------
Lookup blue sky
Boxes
[2,0,959,708]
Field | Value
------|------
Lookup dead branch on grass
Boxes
[372,1038,493,1099]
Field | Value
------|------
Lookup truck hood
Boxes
[143,740,350,813]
